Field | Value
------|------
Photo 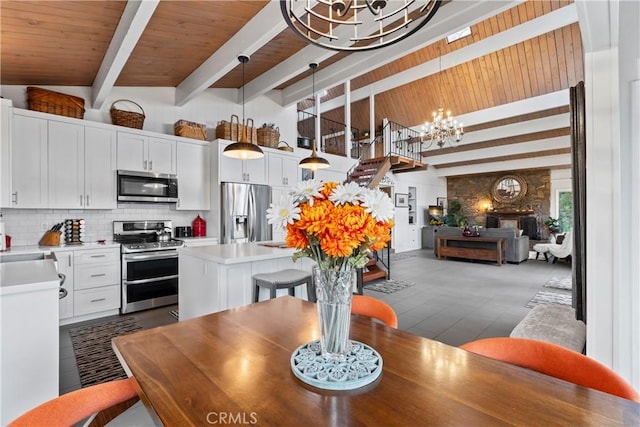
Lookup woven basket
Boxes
[215,115,257,143]
[110,99,145,129]
[175,120,207,140]
[257,126,280,148]
[27,87,85,119]
[277,141,294,152]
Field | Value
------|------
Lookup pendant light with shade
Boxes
[223,54,264,160]
[299,62,330,171]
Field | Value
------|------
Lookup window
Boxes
[557,191,574,232]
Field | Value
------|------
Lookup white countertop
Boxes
[0,259,59,295]
[179,242,295,265]
[0,241,120,256]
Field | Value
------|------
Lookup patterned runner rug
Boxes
[364,279,415,294]
[526,291,572,308]
[543,276,572,290]
[69,317,142,387]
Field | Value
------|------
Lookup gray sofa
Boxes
[433,227,530,264]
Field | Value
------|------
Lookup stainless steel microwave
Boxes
[117,170,178,203]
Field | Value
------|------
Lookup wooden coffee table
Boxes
[437,235,505,265]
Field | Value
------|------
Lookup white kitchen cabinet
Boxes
[10,114,48,207]
[177,142,210,210]
[57,246,121,325]
[267,152,299,187]
[218,141,266,184]
[84,126,117,209]
[48,123,116,209]
[48,120,85,208]
[1,99,12,208]
[117,131,176,174]
[55,250,75,320]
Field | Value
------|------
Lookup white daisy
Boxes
[289,179,324,206]
[266,196,300,230]
[360,188,394,221]
[329,182,363,205]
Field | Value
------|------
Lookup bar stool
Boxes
[252,269,315,303]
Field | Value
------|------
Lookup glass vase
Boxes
[313,266,355,361]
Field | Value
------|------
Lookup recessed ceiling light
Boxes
[446,27,472,43]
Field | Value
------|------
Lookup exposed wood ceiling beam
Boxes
[434,154,572,177]
[464,106,571,133]
[432,148,571,169]
[175,1,290,106]
[91,0,159,109]
[422,128,571,157]
[284,0,521,107]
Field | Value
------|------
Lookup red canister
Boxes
[192,215,206,237]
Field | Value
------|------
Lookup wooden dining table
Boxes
[112,296,639,426]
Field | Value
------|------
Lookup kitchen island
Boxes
[0,257,60,425]
[178,242,314,320]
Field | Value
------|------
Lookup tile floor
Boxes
[59,249,571,394]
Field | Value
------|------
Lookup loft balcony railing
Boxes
[297,110,360,157]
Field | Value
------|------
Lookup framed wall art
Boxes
[395,193,409,208]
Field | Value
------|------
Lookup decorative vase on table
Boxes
[267,180,394,363]
[313,266,355,360]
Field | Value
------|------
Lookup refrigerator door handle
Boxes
[248,187,256,241]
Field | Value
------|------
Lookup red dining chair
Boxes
[460,337,640,402]
[9,378,139,427]
[351,295,398,329]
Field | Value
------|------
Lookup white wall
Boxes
[391,168,446,253]
[577,0,640,389]
[0,85,299,146]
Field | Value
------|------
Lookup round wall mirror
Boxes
[491,175,527,203]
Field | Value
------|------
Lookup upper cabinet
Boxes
[48,122,117,209]
[117,131,176,175]
[267,152,299,188]
[9,114,48,208]
[218,141,267,184]
[83,127,117,209]
[177,142,210,211]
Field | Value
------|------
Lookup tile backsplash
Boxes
[1,204,207,247]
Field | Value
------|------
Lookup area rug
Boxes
[364,279,415,294]
[69,317,142,388]
[525,291,572,308]
[543,276,572,290]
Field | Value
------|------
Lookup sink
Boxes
[0,252,52,263]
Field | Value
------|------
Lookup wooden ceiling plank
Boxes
[175,1,285,106]
[92,0,160,109]
[546,31,562,93]
[554,28,570,89]
[282,1,521,106]
[317,3,579,119]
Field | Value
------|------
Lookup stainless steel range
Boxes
[113,220,183,314]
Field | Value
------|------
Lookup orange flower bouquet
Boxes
[268,180,394,361]
[267,180,394,271]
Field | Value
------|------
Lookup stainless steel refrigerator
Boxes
[221,182,272,244]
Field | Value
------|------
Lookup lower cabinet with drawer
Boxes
[54,246,121,325]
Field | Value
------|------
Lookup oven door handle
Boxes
[123,252,179,261]
[124,275,179,285]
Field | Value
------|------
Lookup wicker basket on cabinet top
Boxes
[110,99,145,129]
[215,114,257,143]
[175,120,207,140]
[27,86,85,119]
[257,126,280,148]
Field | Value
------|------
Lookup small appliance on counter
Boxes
[192,215,206,237]
[175,226,192,238]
